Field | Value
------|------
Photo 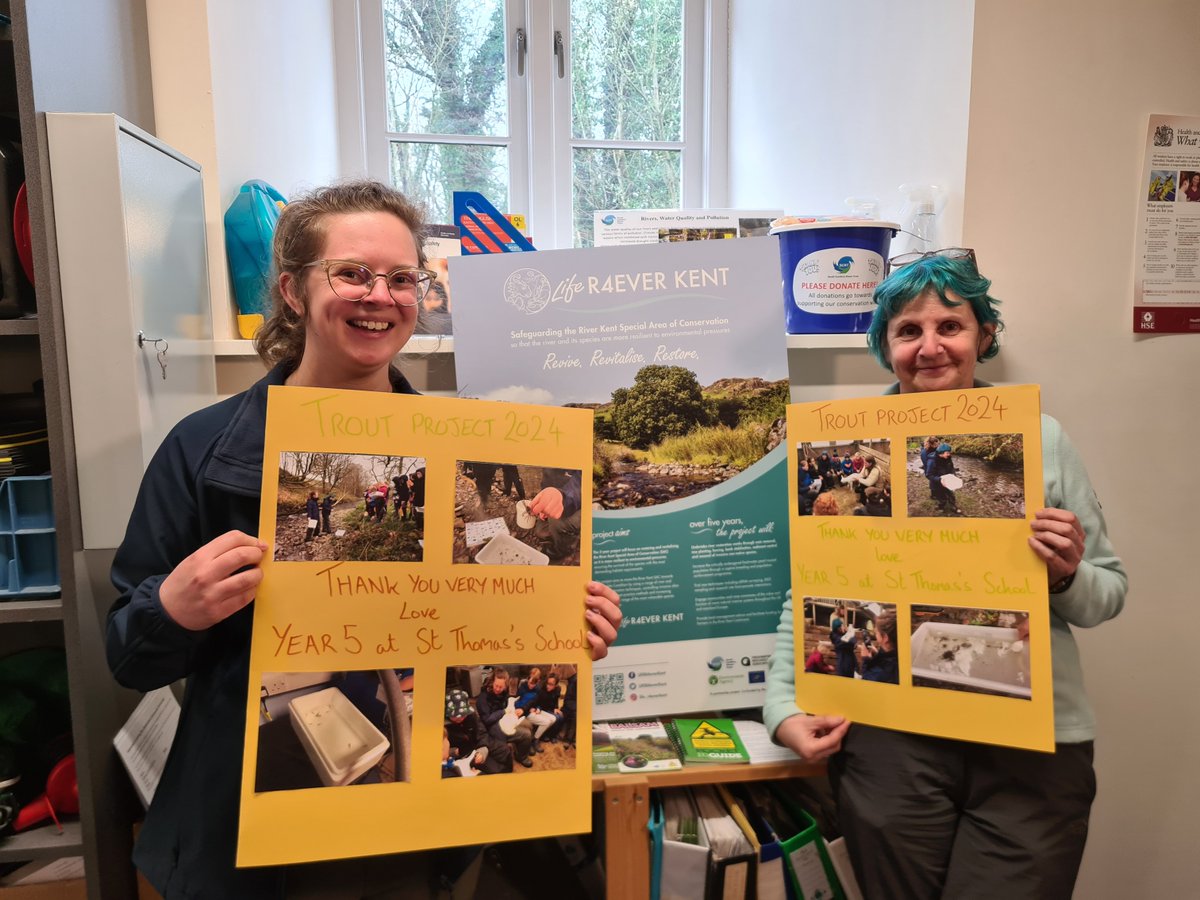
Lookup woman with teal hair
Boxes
[764,249,1127,898]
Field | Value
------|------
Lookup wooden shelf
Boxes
[0,597,63,622]
[594,759,826,900]
[0,317,38,336]
[0,820,83,862]
[785,332,867,349]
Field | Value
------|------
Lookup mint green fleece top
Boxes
[764,411,1127,745]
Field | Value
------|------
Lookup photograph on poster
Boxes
[592,369,789,510]
[1148,169,1178,201]
[1178,170,1200,202]
[910,605,1031,700]
[254,669,414,793]
[443,664,577,776]
[273,452,426,562]
[659,227,737,242]
[905,434,1025,519]
[803,597,900,684]
[453,462,583,565]
[797,439,892,517]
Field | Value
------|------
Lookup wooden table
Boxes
[592,760,826,900]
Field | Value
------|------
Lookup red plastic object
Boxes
[14,754,78,833]
[13,182,33,285]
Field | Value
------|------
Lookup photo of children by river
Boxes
[443,664,577,776]
[590,365,789,509]
[453,461,582,566]
[905,433,1025,519]
[254,668,413,792]
[802,597,900,684]
[910,605,1031,700]
[797,439,892,517]
[273,452,425,562]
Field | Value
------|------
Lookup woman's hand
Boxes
[1028,507,1085,585]
[159,530,268,631]
[584,581,622,661]
[775,714,850,761]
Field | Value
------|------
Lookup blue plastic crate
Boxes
[0,476,59,598]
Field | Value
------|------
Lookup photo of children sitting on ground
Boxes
[803,597,900,684]
[453,461,582,565]
[905,434,1025,519]
[442,664,578,777]
[254,668,413,793]
[910,605,1031,700]
[274,452,426,562]
[797,439,892,517]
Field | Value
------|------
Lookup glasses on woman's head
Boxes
[304,259,437,306]
[884,247,977,276]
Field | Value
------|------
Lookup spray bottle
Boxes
[896,184,943,256]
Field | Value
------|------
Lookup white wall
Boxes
[731,0,1199,894]
[728,0,974,244]
[965,2,1198,895]
[208,0,341,210]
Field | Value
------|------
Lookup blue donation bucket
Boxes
[225,180,288,338]
[770,217,900,334]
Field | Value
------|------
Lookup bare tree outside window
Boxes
[377,0,689,245]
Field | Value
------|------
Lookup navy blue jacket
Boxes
[107,364,416,899]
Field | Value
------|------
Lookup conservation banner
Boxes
[787,384,1054,751]
[450,236,791,719]
[238,386,594,866]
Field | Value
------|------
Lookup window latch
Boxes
[515,27,526,77]
[553,30,565,78]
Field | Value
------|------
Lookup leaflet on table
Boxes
[593,208,782,246]
[787,385,1054,751]
[237,386,594,866]
[1133,114,1200,334]
[450,236,791,719]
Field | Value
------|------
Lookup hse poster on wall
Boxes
[787,385,1055,751]
[237,386,594,866]
[1133,114,1200,334]
[450,236,791,719]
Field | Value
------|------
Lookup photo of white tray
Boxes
[288,686,390,787]
[465,516,510,547]
[474,532,550,566]
[910,622,1030,698]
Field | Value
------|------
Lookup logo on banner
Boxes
[1153,124,1174,147]
[1140,310,1156,330]
[503,268,552,314]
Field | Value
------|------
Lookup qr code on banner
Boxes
[594,672,625,705]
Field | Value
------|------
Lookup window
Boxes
[347,0,726,249]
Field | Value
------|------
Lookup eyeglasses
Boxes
[304,259,437,306]
[884,247,977,276]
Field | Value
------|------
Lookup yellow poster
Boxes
[787,385,1054,751]
[237,386,594,866]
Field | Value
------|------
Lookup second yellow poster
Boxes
[787,384,1053,751]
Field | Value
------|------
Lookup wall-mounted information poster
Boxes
[451,236,791,719]
[237,386,594,866]
[1134,114,1200,334]
[787,385,1054,751]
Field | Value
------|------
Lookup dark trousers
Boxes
[829,725,1096,900]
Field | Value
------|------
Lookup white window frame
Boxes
[335,0,728,249]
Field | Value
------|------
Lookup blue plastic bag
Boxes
[224,180,287,332]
